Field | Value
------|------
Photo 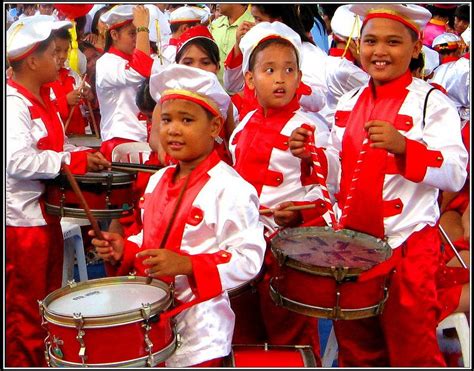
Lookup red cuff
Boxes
[112,239,142,276]
[130,49,153,78]
[68,150,89,174]
[188,251,231,300]
[400,138,444,183]
[293,200,328,226]
[224,47,243,69]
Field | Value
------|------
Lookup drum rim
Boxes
[47,328,178,367]
[227,267,265,298]
[55,171,136,183]
[44,203,134,219]
[271,226,392,277]
[41,276,173,327]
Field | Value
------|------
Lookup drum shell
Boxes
[271,264,389,320]
[223,344,317,367]
[46,316,174,365]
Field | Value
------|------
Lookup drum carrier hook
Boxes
[73,313,88,366]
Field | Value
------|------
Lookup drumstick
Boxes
[62,164,105,241]
[111,162,163,173]
[146,174,191,284]
[111,165,157,174]
[259,204,317,215]
[302,124,338,229]
[86,100,100,139]
[64,74,88,133]
[439,224,468,269]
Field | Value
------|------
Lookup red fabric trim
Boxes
[7,42,41,63]
[108,46,132,63]
[334,110,351,128]
[441,56,460,64]
[68,151,89,175]
[130,49,153,78]
[161,93,220,118]
[364,13,420,37]
[108,19,133,31]
[383,198,404,217]
[293,200,328,226]
[429,82,448,95]
[402,138,443,183]
[186,206,204,226]
[329,47,355,62]
[392,114,413,131]
[224,47,243,69]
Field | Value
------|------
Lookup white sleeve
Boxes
[96,55,146,90]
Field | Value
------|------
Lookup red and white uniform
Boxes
[6,80,91,367]
[48,67,89,135]
[107,151,266,367]
[429,56,470,124]
[160,37,178,66]
[229,97,331,232]
[95,47,153,158]
[224,41,327,115]
[323,71,468,366]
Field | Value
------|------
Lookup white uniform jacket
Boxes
[6,83,91,227]
[95,50,150,142]
[326,76,468,248]
[125,155,266,367]
[229,102,331,232]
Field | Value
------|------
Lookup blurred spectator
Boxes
[423,4,457,47]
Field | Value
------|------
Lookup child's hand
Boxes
[133,4,149,28]
[81,85,94,102]
[273,201,302,227]
[365,120,406,155]
[236,21,255,47]
[88,230,124,264]
[86,151,111,172]
[289,126,313,162]
[67,89,82,106]
[137,249,193,277]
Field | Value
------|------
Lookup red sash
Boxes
[339,71,412,238]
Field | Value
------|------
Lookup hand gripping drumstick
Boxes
[439,224,468,269]
[64,74,87,133]
[146,174,190,284]
[301,124,338,229]
[62,164,104,241]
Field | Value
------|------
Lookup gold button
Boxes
[395,204,401,209]
[140,197,145,201]
[437,156,443,161]
[194,215,200,219]
[406,121,411,125]
[276,177,281,182]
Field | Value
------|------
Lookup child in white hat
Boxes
[95,4,154,161]
[6,15,110,367]
[90,64,266,367]
[430,32,470,125]
[289,3,468,366]
[228,20,331,362]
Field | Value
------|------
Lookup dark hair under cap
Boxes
[455,4,470,21]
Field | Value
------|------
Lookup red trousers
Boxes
[333,225,446,367]
[6,224,64,367]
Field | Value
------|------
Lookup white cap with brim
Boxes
[348,3,432,37]
[432,32,462,51]
[100,4,134,30]
[331,5,362,40]
[7,15,72,62]
[149,64,230,120]
[421,45,440,75]
[239,21,302,73]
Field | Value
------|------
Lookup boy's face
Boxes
[360,18,422,86]
[54,38,70,69]
[158,99,221,165]
[245,43,302,112]
[177,44,219,74]
[33,40,59,83]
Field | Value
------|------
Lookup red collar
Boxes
[441,55,460,64]
[329,47,355,62]
[259,94,300,118]
[369,70,413,99]
[8,79,52,110]
[108,46,133,63]
[168,37,179,46]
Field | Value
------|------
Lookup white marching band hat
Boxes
[100,5,134,30]
[331,5,362,40]
[432,32,462,51]
[169,6,209,25]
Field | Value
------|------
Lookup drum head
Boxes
[48,283,167,317]
[271,227,391,273]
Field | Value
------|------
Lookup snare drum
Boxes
[223,344,317,367]
[39,276,177,367]
[270,226,393,320]
[67,134,102,150]
[44,171,136,219]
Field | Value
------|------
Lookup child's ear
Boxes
[412,39,423,59]
[244,70,255,91]
[210,115,224,138]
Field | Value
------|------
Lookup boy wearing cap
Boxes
[96,4,154,161]
[228,21,332,363]
[289,4,468,366]
[6,15,110,367]
[160,5,209,66]
[90,64,266,367]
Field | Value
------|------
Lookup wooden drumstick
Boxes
[62,164,104,241]
[439,224,468,269]
[259,204,317,215]
[111,165,157,174]
[146,174,190,284]
[64,74,88,133]
[86,100,100,139]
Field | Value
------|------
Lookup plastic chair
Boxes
[111,141,152,164]
[437,312,470,367]
[322,323,338,367]
[61,221,88,286]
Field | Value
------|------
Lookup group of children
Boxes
[5,3,470,368]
